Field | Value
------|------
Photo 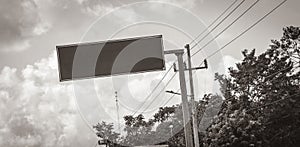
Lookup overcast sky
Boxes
[0,0,299,146]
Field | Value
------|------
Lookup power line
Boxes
[139,58,207,114]
[154,2,262,110]
[161,59,298,118]
[91,0,289,139]
[133,3,292,139]
[191,0,260,56]
[144,0,269,109]
[204,0,288,60]
[131,56,188,116]
[131,1,248,116]
[162,94,177,107]
[152,0,288,113]
[145,61,206,113]
[135,0,249,114]
[133,0,283,117]
[159,65,204,109]
[190,0,247,49]
[189,0,240,46]
[131,66,174,116]
[139,72,178,114]
[131,0,248,117]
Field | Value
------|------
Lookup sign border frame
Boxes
[56,35,165,82]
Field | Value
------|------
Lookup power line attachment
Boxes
[173,59,208,72]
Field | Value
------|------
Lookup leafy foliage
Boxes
[93,121,120,146]
[121,114,154,146]
[202,26,300,147]
[120,105,184,146]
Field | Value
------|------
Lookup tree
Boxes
[202,26,300,147]
[121,114,154,146]
[120,102,206,146]
[93,121,121,146]
[94,97,211,146]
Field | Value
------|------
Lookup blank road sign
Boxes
[56,35,165,81]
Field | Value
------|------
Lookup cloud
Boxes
[79,0,198,24]
[82,4,114,16]
[156,0,197,8]
[0,50,175,146]
[0,52,96,147]
[0,41,240,147]
[0,1,206,144]
[218,55,239,75]
[125,0,199,9]
[0,0,51,52]
[0,0,121,53]
[0,67,20,88]
[0,0,197,53]
[79,0,140,26]
[80,0,115,16]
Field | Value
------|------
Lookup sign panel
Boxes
[56,35,165,81]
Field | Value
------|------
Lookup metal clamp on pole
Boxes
[173,63,178,72]
[204,59,208,69]
[173,59,208,71]
[184,59,208,71]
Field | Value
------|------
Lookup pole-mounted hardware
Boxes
[173,59,208,72]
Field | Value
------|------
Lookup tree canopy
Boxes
[203,26,300,147]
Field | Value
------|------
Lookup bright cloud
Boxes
[0,53,96,147]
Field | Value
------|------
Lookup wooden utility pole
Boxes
[167,46,208,147]
[186,44,208,147]
[186,44,199,147]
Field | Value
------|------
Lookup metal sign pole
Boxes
[164,49,193,147]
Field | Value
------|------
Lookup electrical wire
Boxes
[189,0,240,46]
[131,0,247,116]
[161,61,299,116]
[137,72,178,115]
[131,66,174,116]
[133,1,248,116]
[147,0,288,113]
[191,0,260,56]
[203,0,288,60]
[190,0,247,49]
[162,94,177,107]
[138,58,207,114]
[142,0,262,110]
[159,64,204,109]
[133,0,287,117]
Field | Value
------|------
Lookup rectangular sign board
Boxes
[56,35,165,81]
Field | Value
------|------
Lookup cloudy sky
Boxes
[0,0,299,146]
